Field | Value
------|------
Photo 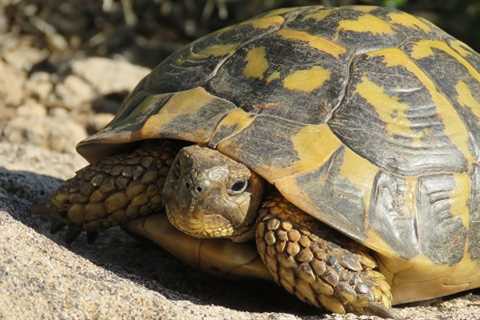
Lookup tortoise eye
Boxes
[229,180,248,194]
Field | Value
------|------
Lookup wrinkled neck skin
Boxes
[163,145,265,242]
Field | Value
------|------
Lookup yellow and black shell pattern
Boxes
[78,5,480,302]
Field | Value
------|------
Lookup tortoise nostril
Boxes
[196,186,203,193]
[185,182,190,189]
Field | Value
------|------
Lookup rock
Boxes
[53,57,150,112]
[0,59,25,108]
[87,112,114,134]
[0,142,86,178]
[0,142,84,202]
[0,56,147,154]
[70,57,149,95]
[0,34,48,72]
[0,105,16,124]
[54,74,97,110]
[24,72,54,101]
[2,112,87,153]
[17,100,47,117]
[49,107,70,118]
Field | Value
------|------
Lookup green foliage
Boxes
[381,0,407,8]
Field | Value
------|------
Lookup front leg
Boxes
[256,195,394,317]
[44,140,179,240]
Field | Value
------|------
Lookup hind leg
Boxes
[256,194,393,317]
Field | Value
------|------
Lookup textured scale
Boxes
[50,141,179,230]
[76,5,480,304]
[256,195,392,315]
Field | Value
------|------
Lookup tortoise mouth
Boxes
[165,203,235,239]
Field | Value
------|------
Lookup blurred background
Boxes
[0,0,479,154]
[3,0,480,67]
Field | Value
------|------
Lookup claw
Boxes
[64,225,82,245]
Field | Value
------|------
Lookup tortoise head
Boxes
[163,145,264,242]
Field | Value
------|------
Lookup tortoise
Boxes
[42,5,480,317]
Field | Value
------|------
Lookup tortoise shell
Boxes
[78,6,480,303]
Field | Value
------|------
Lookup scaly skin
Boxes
[48,140,179,231]
[256,194,393,317]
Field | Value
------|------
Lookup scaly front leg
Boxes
[44,140,179,242]
[256,195,394,317]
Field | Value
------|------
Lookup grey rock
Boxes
[54,74,97,110]
[0,34,48,72]
[87,112,115,133]
[53,57,150,112]
[0,59,25,108]
[70,57,149,96]
[16,100,47,117]
[25,71,54,102]
[2,112,87,153]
